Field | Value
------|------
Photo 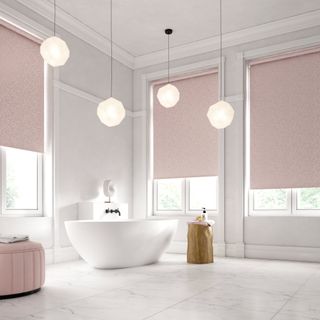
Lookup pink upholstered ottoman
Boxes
[0,241,45,299]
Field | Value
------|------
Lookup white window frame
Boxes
[245,44,320,218]
[153,177,218,217]
[249,189,320,217]
[0,148,43,217]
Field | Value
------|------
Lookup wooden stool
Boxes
[187,223,213,264]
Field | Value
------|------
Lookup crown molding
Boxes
[15,0,135,69]
[0,1,51,39]
[134,9,320,69]
[7,1,320,70]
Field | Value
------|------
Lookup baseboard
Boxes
[166,241,226,257]
[245,244,320,263]
[226,243,245,258]
[45,247,79,264]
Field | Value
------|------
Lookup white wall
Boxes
[0,1,134,263]
[2,0,320,264]
[133,25,320,262]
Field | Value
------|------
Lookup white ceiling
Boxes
[31,0,320,57]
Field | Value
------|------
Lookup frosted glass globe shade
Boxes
[207,100,235,129]
[157,83,180,108]
[40,36,70,67]
[97,97,126,127]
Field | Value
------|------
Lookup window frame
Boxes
[0,147,43,217]
[249,189,320,216]
[245,48,320,218]
[153,177,218,217]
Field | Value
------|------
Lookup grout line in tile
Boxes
[141,285,215,320]
[269,270,318,320]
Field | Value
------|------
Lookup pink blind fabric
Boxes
[250,50,320,189]
[153,72,219,179]
[0,23,44,153]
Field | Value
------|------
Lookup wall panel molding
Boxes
[54,80,135,117]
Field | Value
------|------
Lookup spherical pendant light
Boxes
[40,0,70,67]
[207,0,235,129]
[157,29,180,108]
[97,0,126,127]
[207,100,235,129]
[157,83,180,108]
[40,36,70,67]
[97,97,126,127]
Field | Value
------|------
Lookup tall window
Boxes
[153,72,219,215]
[248,49,320,216]
[0,22,44,216]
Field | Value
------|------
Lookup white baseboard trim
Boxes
[226,243,245,258]
[245,244,320,263]
[45,247,79,264]
[166,241,226,257]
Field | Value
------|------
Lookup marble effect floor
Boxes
[1,254,320,320]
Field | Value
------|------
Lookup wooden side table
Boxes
[187,222,214,264]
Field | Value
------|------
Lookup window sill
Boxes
[246,214,320,218]
[153,212,219,218]
[0,215,48,220]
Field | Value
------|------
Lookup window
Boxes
[0,21,45,217]
[247,49,320,216]
[249,188,320,216]
[1,147,42,216]
[154,177,218,215]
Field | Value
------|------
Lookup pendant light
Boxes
[157,29,180,108]
[97,0,126,127]
[207,0,234,129]
[40,0,70,67]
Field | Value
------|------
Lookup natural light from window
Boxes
[253,189,288,211]
[157,179,182,211]
[297,188,320,210]
[189,177,217,210]
[5,148,39,210]
[155,177,218,214]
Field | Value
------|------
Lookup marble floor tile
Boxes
[1,254,320,320]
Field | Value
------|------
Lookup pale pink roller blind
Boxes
[0,22,44,153]
[250,50,320,189]
[153,72,219,179]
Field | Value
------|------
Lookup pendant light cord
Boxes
[110,0,113,96]
[53,0,56,36]
[219,0,222,99]
[167,33,170,83]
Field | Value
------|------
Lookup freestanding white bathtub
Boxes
[65,219,178,269]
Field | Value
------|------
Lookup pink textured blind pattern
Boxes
[153,72,219,179]
[0,23,44,153]
[250,51,320,189]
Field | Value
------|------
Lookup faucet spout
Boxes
[105,208,121,216]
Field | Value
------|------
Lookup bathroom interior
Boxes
[1,0,320,319]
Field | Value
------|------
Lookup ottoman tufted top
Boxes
[0,241,43,254]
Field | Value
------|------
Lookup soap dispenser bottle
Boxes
[202,207,208,222]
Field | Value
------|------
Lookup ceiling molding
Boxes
[0,1,51,39]
[9,1,320,70]
[134,9,320,69]
[15,0,135,69]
